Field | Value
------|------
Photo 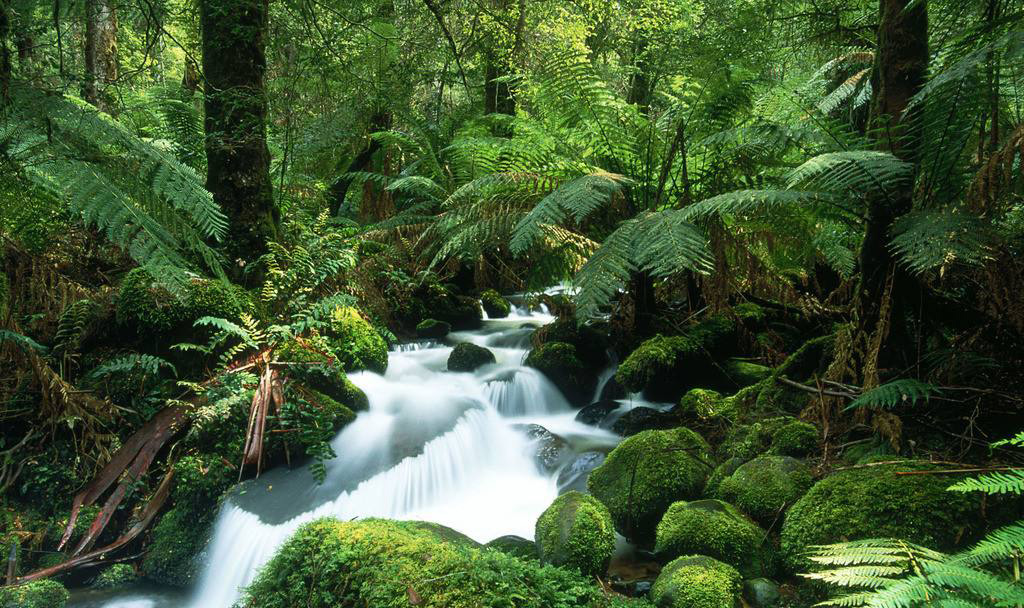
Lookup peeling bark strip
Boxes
[57,405,188,553]
[239,363,284,479]
[17,468,176,584]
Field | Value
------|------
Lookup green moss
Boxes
[770,420,818,457]
[116,268,251,337]
[780,462,983,573]
[774,334,835,381]
[93,563,137,589]
[243,518,603,608]
[480,289,511,318]
[525,342,595,404]
[716,456,813,525]
[754,382,809,416]
[719,416,801,461]
[654,500,770,577]
[650,555,741,608]
[485,535,538,561]
[615,317,737,400]
[535,491,616,577]
[703,457,746,496]
[533,319,610,369]
[0,271,9,318]
[587,428,713,542]
[723,360,771,387]
[677,389,727,422]
[141,505,210,586]
[447,343,497,372]
[326,306,388,374]
[285,362,369,412]
[416,318,451,339]
[0,579,69,608]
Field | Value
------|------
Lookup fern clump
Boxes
[650,555,742,608]
[588,428,713,542]
[0,579,70,608]
[654,500,771,577]
[615,317,736,401]
[524,342,595,404]
[480,289,511,319]
[716,455,813,525]
[447,343,496,372]
[326,306,388,374]
[535,491,616,577]
[780,462,981,573]
[242,518,603,608]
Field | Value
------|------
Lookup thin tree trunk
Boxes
[200,0,281,279]
[627,36,651,112]
[0,0,10,107]
[83,0,118,113]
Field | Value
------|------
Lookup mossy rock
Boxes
[536,491,616,577]
[285,362,369,413]
[141,504,213,586]
[116,268,252,337]
[723,359,771,387]
[485,535,538,561]
[702,457,747,499]
[92,563,137,589]
[416,318,451,339]
[654,500,770,577]
[780,462,984,573]
[770,420,818,457]
[719,416,802,461]
[677,389,728,423]
[448,343,496,372]
[615,317,737,401]
[716,456,813,525]
[0,579,70,608]
[532,318,610,369]
[326,306,388,374]
[525,342,596,405]
[754,382,809,416]
[650,555,741,608]
[480,289,511,318]
[242,518,603,608]
[588,428,713,542]
[433,294,484,330]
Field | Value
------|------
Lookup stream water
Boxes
[70,301,629,608]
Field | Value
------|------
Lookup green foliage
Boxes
[845,380,943,411]
[242,518,603,608]
[716,455,813,526]
[0,579,70,608]
[587,427,713,542]
[654,499,770,577]
[650,555,742,608]
[535,491,616,577]
[448,343,496,372]
[117,268,251,337]
[781,462,982,574]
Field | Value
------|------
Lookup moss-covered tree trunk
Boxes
[851,0,928,380]
[200,0,281,278]
[83,0,118,113]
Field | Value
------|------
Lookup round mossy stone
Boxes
[780,462,983,573]
[416,318,451,339]
[484,535,537,560]
[650,555,742,608]
[654,499,769,577]
[716,455,813,525]
[587,428,713,542]
[447,343,496,372]
[770,420,818,457]
[480,289,511,318]
[0,579,70,608]
[535,491,616,577]
[326,306,388,374]
[524,341,595,404]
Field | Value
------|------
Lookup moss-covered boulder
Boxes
[536,491,616,577]
[716,456,813,525]
[326,306,388,374]
[485,535,538,560]
[480,289,511,318]
[723,359,770,387]
[117,268,253,338]
[243,518,603,608]
[703,456,747,496]
[588,428,713,542]
[0,580,70,608]
[525,342,596,405]
[416,318,451,339]
[611,407,679,436]
[654,500,770,577]
[285,361,369,412]
[650,555,741,608]
[92,563,137,589]
[780,462,983,573]
[447,343,496,372]
[770,420,818,457]
[615,317,737,401]
[436,295,484,330]
[532,318,610,369]
[676,389,729,423]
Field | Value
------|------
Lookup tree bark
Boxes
[200,0,281,279]
[83,0,118,113]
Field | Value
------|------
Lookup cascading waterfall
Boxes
[82,303,617,608]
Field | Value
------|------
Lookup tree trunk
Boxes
[852,0,928,378]
[627,36,651,112]
[0,0,10,107]
[200,0,281,280]
[83,0,118,113]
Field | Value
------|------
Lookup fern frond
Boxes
[845,379,942,411]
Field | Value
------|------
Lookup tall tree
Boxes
[200,0,281,277]
[83,0,118,112]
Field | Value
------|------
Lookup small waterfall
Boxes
[172,311,617,608]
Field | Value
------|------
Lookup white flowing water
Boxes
[77,303,618,608]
